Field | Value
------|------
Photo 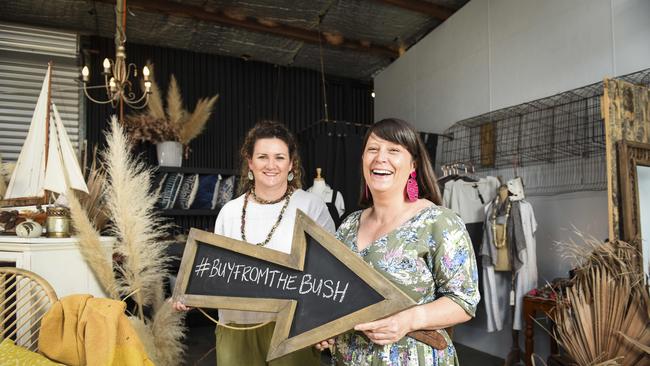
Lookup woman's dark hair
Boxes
[359,118,442,207]
[238,120,302,195]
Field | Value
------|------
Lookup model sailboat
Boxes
[1,63,88,207]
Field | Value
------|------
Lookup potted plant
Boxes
[123,65,219,167]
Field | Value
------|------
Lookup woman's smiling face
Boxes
[248,138,293,191]
[362,133,414,197]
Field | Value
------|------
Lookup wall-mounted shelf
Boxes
[155,167,238,234]
[162,209,221,216]
[156,167,238,176]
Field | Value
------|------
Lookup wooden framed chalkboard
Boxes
[172,210,416,360]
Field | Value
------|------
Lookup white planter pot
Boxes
[156,141,183,167]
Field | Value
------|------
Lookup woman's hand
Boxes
[172,297,192,312]
[354,310,413,346]
[355,298,472,346]
[314,338,334,351]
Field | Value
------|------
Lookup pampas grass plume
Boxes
[145,63,165,120]
[103,117,171,315]
[166,75,185,129]
[150,300,187,366]
[67,188,118,298]
[126,68,218,148]
[69,116,187,364]
[179,94,219,145]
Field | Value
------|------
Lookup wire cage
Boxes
[439,69,650,195]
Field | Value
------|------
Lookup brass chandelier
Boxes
[81,0,151,119]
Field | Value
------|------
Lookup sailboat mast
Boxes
[44,61,53,203]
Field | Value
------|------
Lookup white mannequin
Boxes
[507,177,525,201]
[308,168,345,217]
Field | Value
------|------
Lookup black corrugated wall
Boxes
[82,36,374,171]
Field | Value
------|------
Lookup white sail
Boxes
[4,64,88,201]
[43,103,88,194]
[4,66,50,199]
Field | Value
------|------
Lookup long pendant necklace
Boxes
[241,187,294,247]
[491,196,511,249]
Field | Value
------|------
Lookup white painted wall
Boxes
[375,0,650,133]
[374,0,650,360]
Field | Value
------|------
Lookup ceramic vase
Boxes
[156,141,183,167]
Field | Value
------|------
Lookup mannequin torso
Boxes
[308,169,345,222]
[310,179,334,203]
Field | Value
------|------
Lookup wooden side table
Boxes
[523,295,559,366]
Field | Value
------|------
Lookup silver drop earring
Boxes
[287,172,294,182]
[247,170,254,180]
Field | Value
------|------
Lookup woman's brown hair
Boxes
[238,120,302,195]
[358,118,442,207]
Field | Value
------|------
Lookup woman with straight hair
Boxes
[316,118,479,365]
[175,120,335,366]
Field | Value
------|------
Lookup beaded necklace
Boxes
[241,187,294,247]
[490,196,512,249]
[251,187,286,204]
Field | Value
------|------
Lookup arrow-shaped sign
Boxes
[173,210,416,361]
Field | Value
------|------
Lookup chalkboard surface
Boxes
[187,233,384,337]
[173,210,415,360]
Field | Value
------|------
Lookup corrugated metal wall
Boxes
[83,36,374,171]
[0,22,80,161]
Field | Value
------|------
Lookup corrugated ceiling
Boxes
[0,0,469,80]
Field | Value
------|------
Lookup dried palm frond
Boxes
[179,94,219,145]
[67,187,118,298]
[553,238,650,365]
[166,75,185,129]
[123,114,180,144]
[103,116,172,317]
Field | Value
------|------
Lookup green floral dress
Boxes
[333,205,480,366]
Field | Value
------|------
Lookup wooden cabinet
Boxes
[0,236,114,298]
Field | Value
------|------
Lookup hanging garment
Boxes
[443,176,500,224]
[442,176,500,296]
[300,128,363,214]
[326,191,344,227]
[480,200,537,332]
[307,183,345,228]
[443,176,500,254]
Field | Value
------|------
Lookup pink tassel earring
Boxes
[406,170,419,202]
[364,183,370,200]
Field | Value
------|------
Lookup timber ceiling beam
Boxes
[374,0,455,21]
[93,0,399,59]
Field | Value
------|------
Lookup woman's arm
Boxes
[353,296,470,345]
[356,209,480,346]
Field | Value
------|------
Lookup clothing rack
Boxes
[300,119,370,133]
[440,161,476,177]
